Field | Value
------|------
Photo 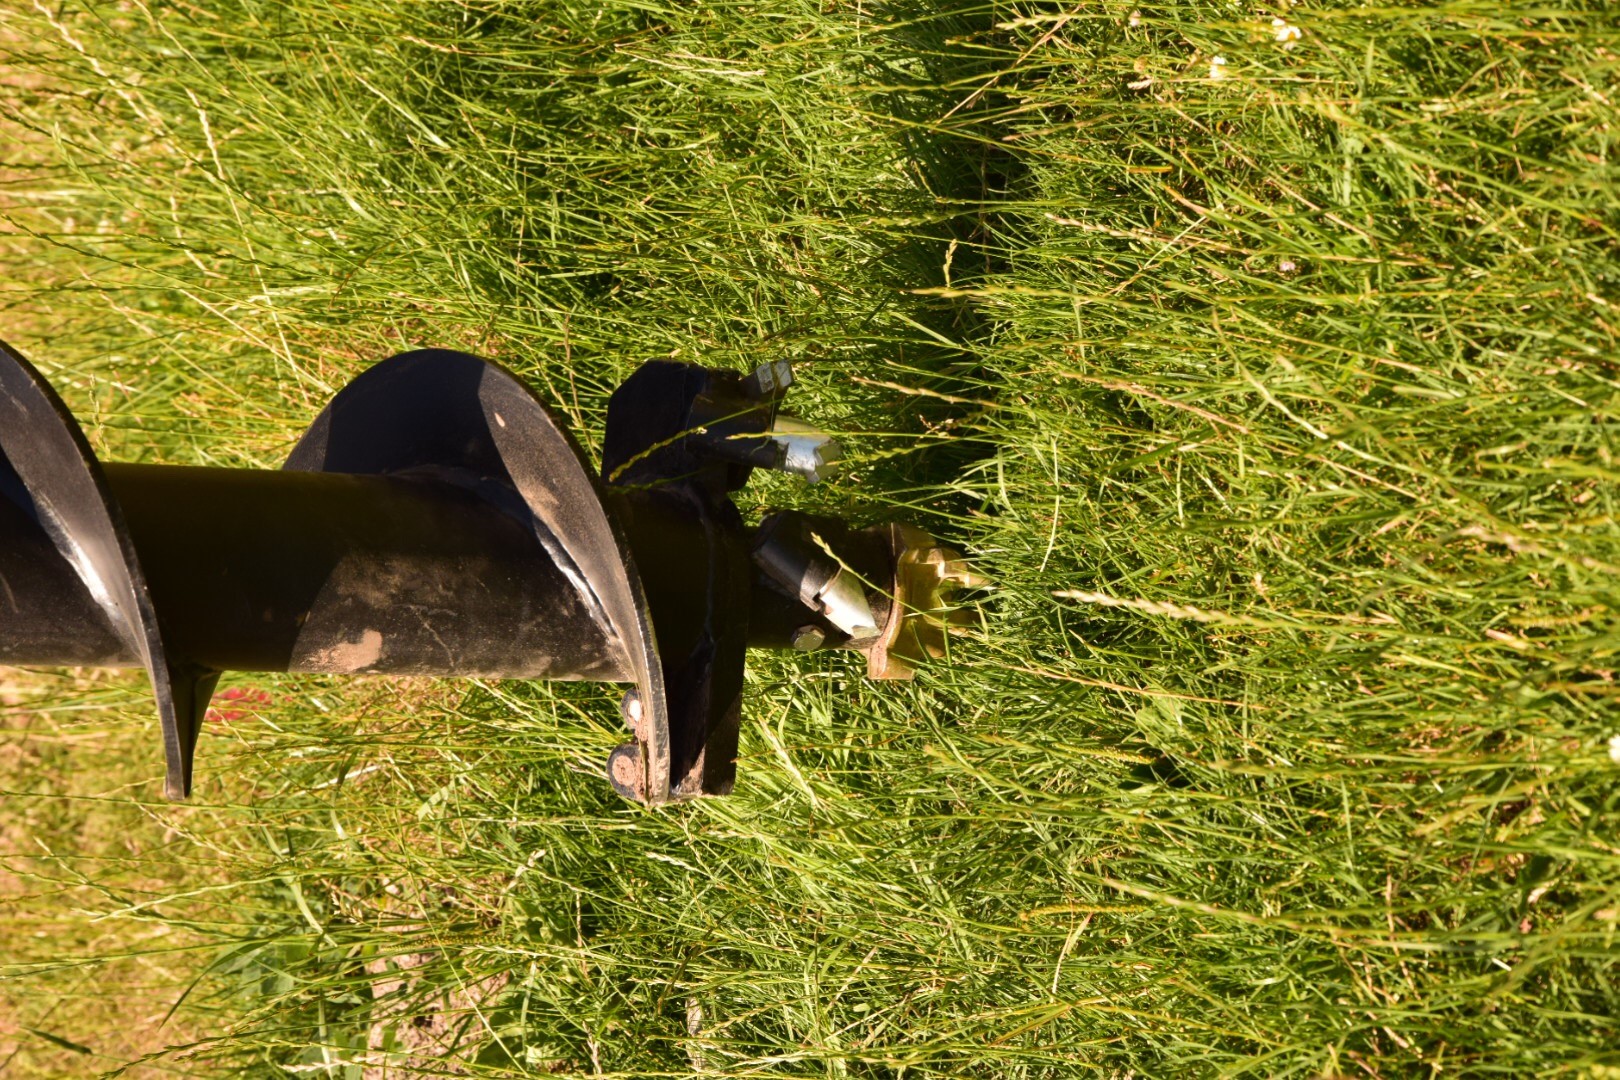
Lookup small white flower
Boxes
[1208,56,1227,80]
[1610,733,1620,763]
[1128,10,1142,27]
[1272,17,1302,46]
[1278,259,1297,273]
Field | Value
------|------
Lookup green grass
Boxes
[3,0,1620,1075]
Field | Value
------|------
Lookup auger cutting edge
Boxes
[0,342,979,805]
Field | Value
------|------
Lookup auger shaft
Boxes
[2,464,900,677]
[105,463,632,680]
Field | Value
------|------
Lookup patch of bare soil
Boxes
[361,951,511,1078]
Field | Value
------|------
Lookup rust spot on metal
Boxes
[310,628,384,672]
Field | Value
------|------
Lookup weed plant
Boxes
[2,0,1619,1075]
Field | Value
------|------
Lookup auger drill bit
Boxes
[0,343,977,805]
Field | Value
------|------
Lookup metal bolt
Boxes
[621,689,645,739]
[790,625,825,652]
[607,743,647,802]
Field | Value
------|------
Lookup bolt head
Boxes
[607,743,647,802]
[790,625,825,651]
[620,689,645,739]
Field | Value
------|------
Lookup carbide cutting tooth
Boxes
[742,358,794,401]
[767,416,841,483]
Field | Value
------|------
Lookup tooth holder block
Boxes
[0,342,970,805]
